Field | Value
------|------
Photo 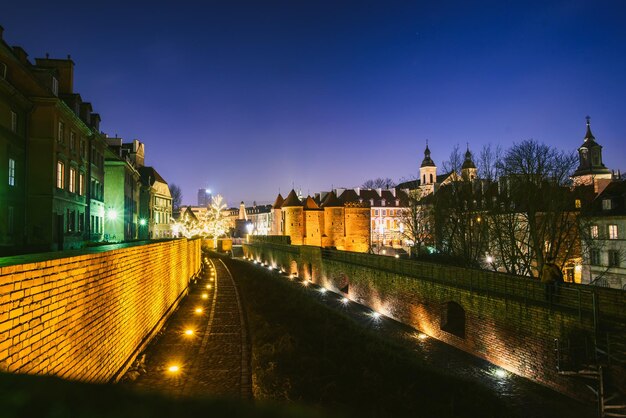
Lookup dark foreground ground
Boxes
[226,256,596,418]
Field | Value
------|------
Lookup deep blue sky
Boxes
[4,1,626,206]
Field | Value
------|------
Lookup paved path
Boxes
[122,255,251,400]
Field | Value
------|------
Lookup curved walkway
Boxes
[122,255,251,400]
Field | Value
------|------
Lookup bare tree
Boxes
[399,188,434,256]
[491,139,579,277]
[478,143,502,182]
[169,183,183,211]
[361,178,396,189]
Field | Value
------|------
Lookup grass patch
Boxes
[227,258,508,418]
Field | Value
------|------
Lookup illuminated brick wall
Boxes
[243,242,625,399]
[0,238,201,383]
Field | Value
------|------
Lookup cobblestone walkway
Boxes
[122,255,251,400]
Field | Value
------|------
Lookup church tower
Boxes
[419,143,437,195]
[461,145,477,181]
[571,117,612,188]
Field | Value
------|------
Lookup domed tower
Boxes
[321,191,344,248]
[419,142,437,195]
[271,193,284,235]
[303,196,323,247]
[571,116,612,188]
[461,145,477,181]
[281,189,304,245]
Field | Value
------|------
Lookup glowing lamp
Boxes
[201,293,208,299]
[341,297,349,304]
[195,308,203,314]
[168,365,180,373]
[139,218,147,226]
[107,209,118,220]
[184,329,194,336]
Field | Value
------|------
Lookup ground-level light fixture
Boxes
[417,333,428,340]
[195,308,203,314]
[184,329,194,336]
[494,368,507,378]
[486,255,494,264]
[319,288,327,294]
[139,218,147,226]
[167,365,180,373]
[341,297,349,304]
[206,284,212,289]
[201,293,208,299]
[371,311,381,320]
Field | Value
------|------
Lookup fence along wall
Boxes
[0,238,201,383]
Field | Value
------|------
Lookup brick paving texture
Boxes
[122,255,251,400]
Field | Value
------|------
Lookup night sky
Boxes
[4,1,626,207]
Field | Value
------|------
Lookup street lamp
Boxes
[107,208,118,220]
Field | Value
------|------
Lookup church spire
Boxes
[421,140,435,168]
[584,116,595,141]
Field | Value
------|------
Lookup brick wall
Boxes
[0,238,201,383]
[243,242,626,399]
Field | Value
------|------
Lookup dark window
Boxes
[608,250,620,267]
[590,249,600,266]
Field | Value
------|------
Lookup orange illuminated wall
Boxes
[0,238,201,383]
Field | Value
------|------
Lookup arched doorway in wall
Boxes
[289,260,298,277]
[336,273,350,295]
[441,301,465,339]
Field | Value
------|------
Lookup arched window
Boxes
[430,173,433,183]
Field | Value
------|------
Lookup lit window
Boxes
[58,122,65,143]
[69,168,76,193]
[11,111,17,133]
[56,161,64,189]
[8,158,15,186]
[608,224,618,240]
[79,173,84,195]
[602,199,612,210]
[590,225,598,239]
[575,199,581,209]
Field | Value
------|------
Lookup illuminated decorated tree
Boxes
[199,194,230,247]
[171,208,201,238]
[171,195,229,246]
